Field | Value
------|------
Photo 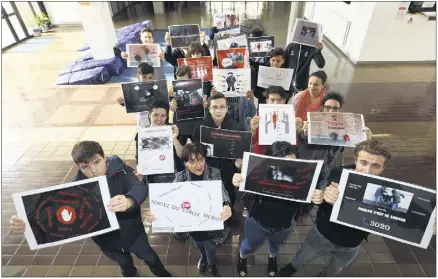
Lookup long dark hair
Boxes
[264,141,298,158]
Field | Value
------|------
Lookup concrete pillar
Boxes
[78,2,117,60]
[153,1,165,14]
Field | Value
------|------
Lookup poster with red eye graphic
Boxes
[12,176,119,250]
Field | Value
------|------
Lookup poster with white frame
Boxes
[258,104,296,145]
[289,19,323,47]
[212,68,251,97]
[257,66,294,90]
[217,34,248,50]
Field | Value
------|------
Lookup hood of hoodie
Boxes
[73,155,128,181]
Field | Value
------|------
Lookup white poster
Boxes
[257,66,294,90]
[136,112,150,128]
[422,2,435,8]
[137,126,174,175]
[149,181,224,233]
[258,104,296,145]
[12,176,119,250]
[214,13,240,34]
[217,34,248,50]
[290,19,323,47]
[212,68,251,97]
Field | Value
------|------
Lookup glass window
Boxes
[9,15,26,40]
[2,19,16,48]
[31,1,42,14]
[2,2,14,15]
[15,2,37,33]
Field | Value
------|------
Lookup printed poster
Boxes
[247,36,275,58]
[212,68,251,97]
[172,79,204,121]
[216,48,248,69]
[307,112,367,147]
[121,80,169,113]
[137,126,175,175]
[200,126,252,159]
[213,13,240,34]
[177,56,213,81]
[126,44,161,67]
[258,104,296,146]
[12,176,119,250]
[331,170,437,249]
[290,19,323,47]
[257,66,294,90]
[149,181,224,232]
[217,34,248,50]
[239,152,323,203]
[168,24,201,48]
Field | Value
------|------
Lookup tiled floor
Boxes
[1,2,436,277]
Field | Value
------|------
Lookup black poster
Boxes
[168,24,201,48]
[331,170,437,248]
[240,153,323,202]
[200,126,252,159]
[247,36,275,58]
[173,79,204,121]
[121,80,169,113]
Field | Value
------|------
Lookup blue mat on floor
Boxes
[7,37,57,53]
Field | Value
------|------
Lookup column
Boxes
[153,1,165,14]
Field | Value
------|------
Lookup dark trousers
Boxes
[101,232,170,277]
[193,239,217,266]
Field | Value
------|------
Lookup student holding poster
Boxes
[10,141,171,277]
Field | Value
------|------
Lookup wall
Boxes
[43,2,81,25]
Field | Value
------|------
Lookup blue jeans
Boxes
[193,239,217,266]
[240,217,294,257]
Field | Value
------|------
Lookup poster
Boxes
[247,36,275,58]
[137,126,175,175]
[200,126,252,159]
[149,181,224,233]
[258,104,296,145]
[217,34,248,50]
[330,170,437,249]
[307,112,367,147]
[168,24,201,48]
[216,48,248,69]
[12,176,119,250]
[212,68,251,97]
[126,44,161,68]
[172,79,204,121]
[213,13,240,34]
[290,19,323,47]
[257,66,294,90]
[121,80,169,113]
[239,152,323,203]
[177,56,213,81]
[136,111,150,128]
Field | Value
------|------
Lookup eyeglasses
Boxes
[210,105,227,111]
[80,159,101,172]
[323,106,340,112]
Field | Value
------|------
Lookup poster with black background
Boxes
[173,79,204,121]
[168,24,200,48]
[200,126,252,159]
[121,80,169,113]
[247,36,275,58]
[12,176,119,250]
[330,170,437,249]
[239,152,323,203]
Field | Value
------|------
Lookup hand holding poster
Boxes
[121,80,169,113]
[149,181,224,232]
[290,19,323,47]
[217,34,248,50]
[330,170,437,249]
[307,112,367,147]
[168,24,200,48]
[258,104,297,145]
[177,57,213,81]
[126,44,161,67]
[12,176,119,250]
[247,36,275,58]
[200,126,252,159]
[137,126,175,175]
[239,152,323,203]
[216,48,248,69]
[172,79,204,121]
[214,13,240,34]
[257,66,294,90]
[212,68,251,97]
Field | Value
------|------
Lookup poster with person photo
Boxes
[121,80,169,113]
[168,24,201,48]
[177,57,213,81]
[12,176,119,250]
[217,34,248,50]
[247,36,275,58]
[290,19,323,47]
[213,13,240,34]
[212,68,251,97]
[216,48,248,69]
[239,152,323,203]
[126,44,161,67]
[172,79,204,121]
[200,126,252,159]
[331,169,437,249]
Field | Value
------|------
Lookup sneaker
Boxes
[237,255,248,277]
[197,257,207,274]
[268,256,278,276]
[208,265,221,277]
[278,264,297,277]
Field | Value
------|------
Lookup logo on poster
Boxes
[181,201,191,210]
[159,155,166,161]
[56,206,77,225]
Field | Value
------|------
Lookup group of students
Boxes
[9,23,435,278]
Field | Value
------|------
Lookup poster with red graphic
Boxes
[177,56,213,81]
[216,48,248,69]
[12,176,119,250]
[258,104,297,146]
[239,152,323,203]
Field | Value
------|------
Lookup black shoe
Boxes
[237,255,247,277]
[278,264,297,277]
[226,216,240,228]
[268,256,278,276]
[121,267,138,277]
[197,257,207,274]
[209,265,221,277]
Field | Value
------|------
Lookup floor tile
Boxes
[46,265,73,277]
[420,263,437,277]
[368,252,396,263]
[1,265,27,277]
[372,263,401,276]
[165,265,187,276]
[92,266,118,277]
[397,263,426,277]
[69,265,95,276]
[22,265,50,276]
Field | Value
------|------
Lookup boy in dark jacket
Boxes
[10,141,171,277]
